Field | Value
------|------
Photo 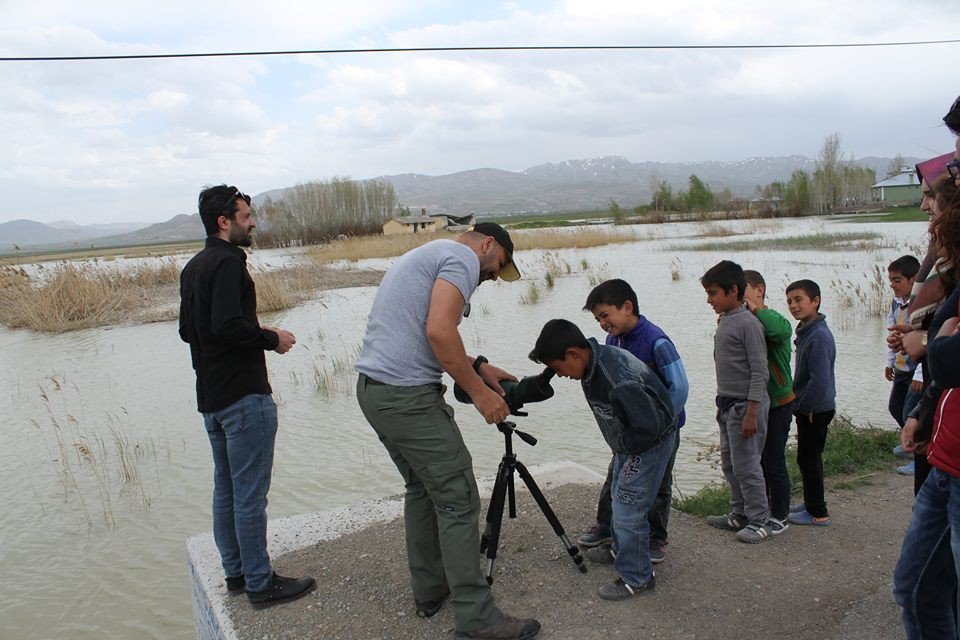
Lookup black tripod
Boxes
[479,420,587,584]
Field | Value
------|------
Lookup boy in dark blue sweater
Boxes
[575,279,689,564]
[786,279,836,526]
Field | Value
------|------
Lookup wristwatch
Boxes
[473,355,488,374]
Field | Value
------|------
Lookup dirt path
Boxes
[226,470,913,640]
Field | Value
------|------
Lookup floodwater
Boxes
[0,216,929,639]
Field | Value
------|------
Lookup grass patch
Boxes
[840,206,926,223]
[490,210,608,226]
[0,240,203,263]
[675,416,900,516]
[509,220,576,230]
[666,231,887,252]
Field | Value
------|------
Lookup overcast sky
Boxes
[1,0,957,224]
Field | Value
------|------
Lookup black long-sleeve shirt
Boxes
[179,237,279,412]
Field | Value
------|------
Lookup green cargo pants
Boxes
[356,374,500,632]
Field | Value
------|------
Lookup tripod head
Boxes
[496,420,537,447]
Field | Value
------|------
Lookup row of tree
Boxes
[254,177,398,247]
[640,133,879,218]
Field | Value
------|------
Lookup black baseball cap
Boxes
[473,222,521,281]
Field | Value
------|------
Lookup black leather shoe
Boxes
[246,573,316,610]
[225,575,245,595]
[415,588,451,618]
[455,614,541,639]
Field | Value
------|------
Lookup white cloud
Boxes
[0,0,955,223]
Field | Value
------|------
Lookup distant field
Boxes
[838,206,925,223]
[668,231,888,252]
[489,209,609,228]
[0,240,203,264]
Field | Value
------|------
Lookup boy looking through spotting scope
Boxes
[529,319,677,600]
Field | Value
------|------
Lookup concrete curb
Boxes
[186,460,603,640]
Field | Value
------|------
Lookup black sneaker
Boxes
[577,524,613,547]
[225,575,245,596]
[706,512,748,532]
[454,614,541,640]
[649,540,667,564]
[415,588,450,618]
[246,573,316,610]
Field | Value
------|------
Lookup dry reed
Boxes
[33,376,163,530]
[0,258,383,333]
[307,232,456,264]
[306,228,640,266]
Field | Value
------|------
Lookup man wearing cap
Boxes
[355,223,540,640]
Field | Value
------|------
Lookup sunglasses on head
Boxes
[222,187,251,213]
[947,159,960,181]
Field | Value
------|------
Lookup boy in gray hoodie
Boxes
[701,261,773,543]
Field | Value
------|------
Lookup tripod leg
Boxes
[480,460,511,584]
[514,460,587,574]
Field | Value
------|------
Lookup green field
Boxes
[0,240,203,265]
[839,206,926,223]
[488,209,609,229]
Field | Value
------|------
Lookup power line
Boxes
[2,38,959,62]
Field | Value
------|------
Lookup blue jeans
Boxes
[595,429,680,544]
[761,402,794,520]
[610,431,676,588]
[894,467,960,639]
[203,394,278,592]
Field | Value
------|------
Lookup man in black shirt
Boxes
[179,184,315,609]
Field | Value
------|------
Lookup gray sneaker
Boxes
[584,544,615,564]
[454,614,541,640]
[736,521,774,544]
[598,575,656,600]
[706,512,748,532]
[577,524,613,547]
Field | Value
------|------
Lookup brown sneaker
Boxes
[454,614,541,639]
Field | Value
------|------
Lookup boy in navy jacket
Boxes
[786,279,836,526]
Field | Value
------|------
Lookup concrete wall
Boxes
[186,461,602,639]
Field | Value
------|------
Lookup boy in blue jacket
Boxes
[529,319,677,601]
[576,279,689,565]
[786,279,836,526]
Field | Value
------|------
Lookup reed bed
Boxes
[512,228,638,251]
[307,232,456,264]
[1,263,136,332]
[0,259,383,333]
[306,228,641,266]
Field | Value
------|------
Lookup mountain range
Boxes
[2,153,917,253]
[364,154,916,215]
